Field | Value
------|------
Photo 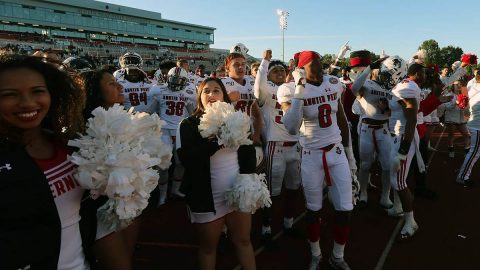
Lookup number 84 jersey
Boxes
[277,75,344,149]
[147,84,197,130]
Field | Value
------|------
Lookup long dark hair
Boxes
[79,69,112,121]
[0,54,85,143]
[192,77,231,118]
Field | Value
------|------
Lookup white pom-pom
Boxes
[199,101,252,149]
[225,173,272,214]
[68,104,172,231]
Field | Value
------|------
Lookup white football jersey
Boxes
[147,84,196,130]
[277,75,344,149]
[196,74,208,87]
[359,79,392,121]
[117,77,155,112]
[467,79,480,130]
[389,79,421,134]
[222,76,256,116]
[255,59,298,142]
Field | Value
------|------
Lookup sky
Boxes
[103,0,479,61]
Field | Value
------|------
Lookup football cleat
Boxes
[328,256,351,270]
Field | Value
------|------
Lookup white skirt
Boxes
[189,147,239,223]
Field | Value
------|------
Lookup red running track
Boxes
[133,126,480,269]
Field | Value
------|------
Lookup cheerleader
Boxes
[176,78,256,270]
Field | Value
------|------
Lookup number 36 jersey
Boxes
[147,84,197,130]
[117,78,155,112]
[277,75,344,149]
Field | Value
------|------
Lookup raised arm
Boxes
[254,50,272,106]
[279,69,306,135]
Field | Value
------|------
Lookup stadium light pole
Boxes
[276,9,289,63]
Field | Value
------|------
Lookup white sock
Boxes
[309,241,321,257]
[262,226,271,235]
[332,242,345,259]
[380,172,391,201]
[404,211,415,225]
[283,217,294,229]
[158,183,168,206]
[358,169,370,201]
[222,225,228,234]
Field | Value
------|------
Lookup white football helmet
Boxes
[119,52,143,70]
[378,55,408,89]
[167,67,189,91]
[230,43,249,56]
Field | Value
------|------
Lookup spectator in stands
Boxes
[0,54,91,269]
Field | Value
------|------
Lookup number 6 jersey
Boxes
[147,84,197,130]
[277,75,344,149]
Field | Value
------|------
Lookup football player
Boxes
[349,56,394,209]
[114,52,155,112]
[254,49,301,247]
[147,67,196,204]
[387,61,425,240]
[278,51,356,270]
[177,59,198,89]
[221,51,263,145]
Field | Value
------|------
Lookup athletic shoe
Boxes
[456,179,475,187]
[356,200,367,209]
[399,221,419,241]
[387,207,404,217]
[261,232,278,251]
[448,147,455,158]
[328,255,351,270]
[309,254,322,270]
[379,196,393,209]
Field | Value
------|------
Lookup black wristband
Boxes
[398,139,411,155]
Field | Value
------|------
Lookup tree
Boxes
[321,53,336,66]
[418,39,440,65]
[438,45,463,68]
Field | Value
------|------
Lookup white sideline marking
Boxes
[374,126,445,270]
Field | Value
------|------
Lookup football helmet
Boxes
[61,57,93,72]
[230,43,249,56]
[167,67,189,91]
[119,52,143,70]
[378,56,407,89]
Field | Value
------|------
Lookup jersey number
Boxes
[166,101,185,116]
[274,102,284,124]
[235,100,253,116]
[318,104,332,128]
[129,92,147,106]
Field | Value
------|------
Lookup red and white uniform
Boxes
[222,76,256,116]
[147,84,196,179]
[388,79,423,190]
[35,144,89,270]
[115,72,155,112]
[278,75,353,211]
[356,80,392,171]
[255,59,301,196]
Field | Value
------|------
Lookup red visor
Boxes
[350,57,371,67]
[294,51,321,68]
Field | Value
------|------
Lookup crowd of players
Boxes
[1,41,480,270]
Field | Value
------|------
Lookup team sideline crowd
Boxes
[1,41,479,270]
